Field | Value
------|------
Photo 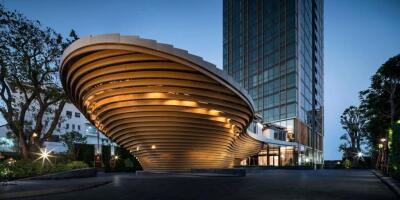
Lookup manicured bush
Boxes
[0,159,90,181]
[66,161,88,169]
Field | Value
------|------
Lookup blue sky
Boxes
[1,0,399,160]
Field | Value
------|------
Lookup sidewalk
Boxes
[372,170,400,197]
[0,177,111,199]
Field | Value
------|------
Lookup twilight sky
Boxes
[1,0,399,160]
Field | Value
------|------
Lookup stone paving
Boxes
[1,170,398,200]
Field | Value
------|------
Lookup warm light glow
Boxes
[32,132,38,138]
[35,148,54,166]
[209,109,221,115]
[95,91,105,95]
[380,138,386,142]
[60,35,257,171]
[378,144,384,149]
[7,157,15,165]
[162,99,198,107]
[145,92,166,98]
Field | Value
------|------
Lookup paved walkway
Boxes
[1,170,397,200]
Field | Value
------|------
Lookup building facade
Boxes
[0,103,115,154]
[223,0,324,165]
[46,103,116,153]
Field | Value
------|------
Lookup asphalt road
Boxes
[18,170,398,200]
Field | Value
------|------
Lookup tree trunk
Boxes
[19,134,30,159]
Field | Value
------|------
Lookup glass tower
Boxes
[223,0,324,165]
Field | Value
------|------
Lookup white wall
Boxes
[0,102,116,153]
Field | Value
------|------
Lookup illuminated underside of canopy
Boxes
[60,34,261,171]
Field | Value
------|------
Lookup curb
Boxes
[0,180,111,199]
[23,168,97,180]
[371,170,400,197]
[136,171,243,177]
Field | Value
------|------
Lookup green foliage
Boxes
[342,159,352,169]
[0,159,90,181]
[353,54,400,174]
[389,123,400,178]
[0,4,79,158]
[60,131,87,160]
[75,144,95,167]
[66,161,88,170]
[339,106,366,163]
[113,147,142,172]
[0,162,14,180]
[102,145,111,169]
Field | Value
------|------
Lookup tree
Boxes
[339,106,366,165]
[60,131,87,160]
[359,54,400,174]
[376,55,400,175]
[0,5,78,158]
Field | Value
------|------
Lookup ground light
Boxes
[357,152,363,158]
[35,148,54,166]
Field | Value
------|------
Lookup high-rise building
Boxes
[223,0,324,166]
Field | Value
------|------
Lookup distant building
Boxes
[0,103,116,154]
[223,0,324,166]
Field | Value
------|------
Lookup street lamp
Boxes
[357,152,363,158]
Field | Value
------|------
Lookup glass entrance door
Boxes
[268,155,279,166]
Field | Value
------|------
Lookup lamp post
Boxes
[380,138,387,172]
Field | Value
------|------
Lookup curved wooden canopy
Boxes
[60,34,261,171]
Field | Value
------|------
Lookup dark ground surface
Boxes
[2,169,398,200]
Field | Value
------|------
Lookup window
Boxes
[286,43,296,58]
[66,111,72,119]
[58,123,61,128]
[287,73,296,87]
[287,88,296,103]
[72,124,75,130]
[287,58,296,72]
[66,123,69,129]
[75,112,80,118]
[287,103,296,117]
[78,125,81,131]
[280,105,287,118]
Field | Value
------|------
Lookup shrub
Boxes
[343,159,352,169]
[0,162,14,181]
[1,159,90,181]
[66,161,88,170]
